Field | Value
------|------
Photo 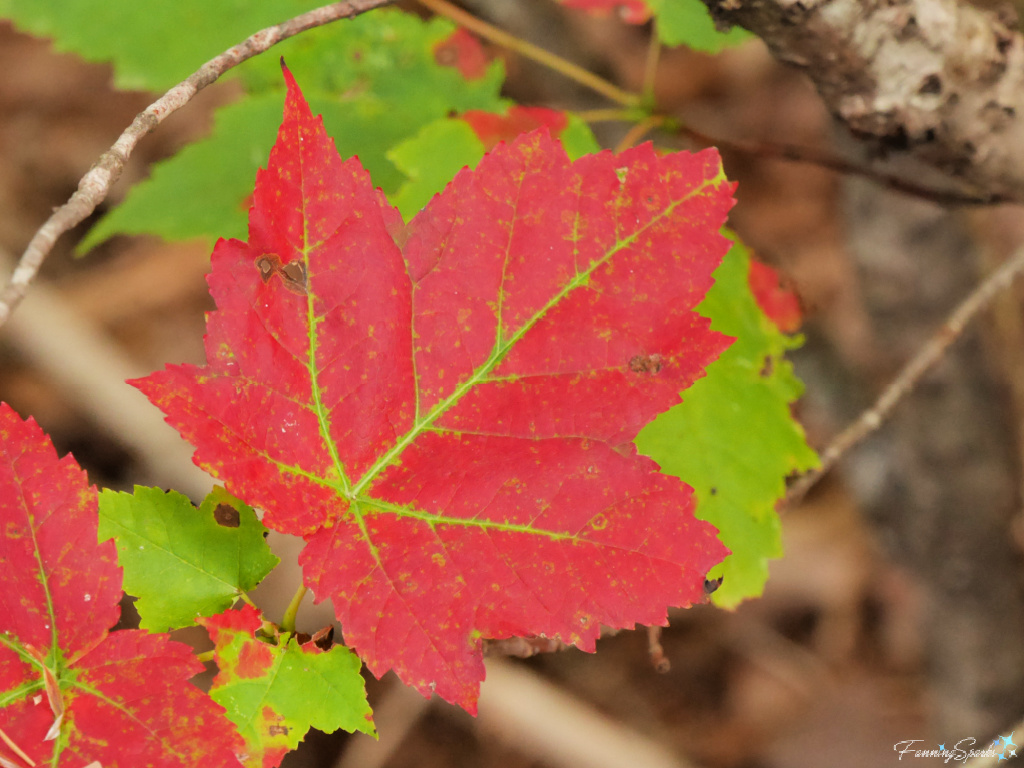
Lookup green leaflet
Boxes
[648,0,752,53]
[202,606,375,761]
[636,234,818,607]
[97,486,279,631]
[388,111,599,220]
[82,94,284,248]
[78,10,507,252]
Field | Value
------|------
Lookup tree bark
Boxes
[700,0,1024,201]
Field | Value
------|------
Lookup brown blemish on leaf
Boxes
[213,503,240,528]
[255,254,308,295]
[256,255,277,282]
[629,353,663,375]
[279,261,307,294]
[268,725,291,736]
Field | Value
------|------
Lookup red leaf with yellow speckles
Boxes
[0,403,243,768]
[133,65,735,712]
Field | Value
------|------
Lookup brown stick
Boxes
[678,124,1014,207]
[0,0,394,329]
[785,242,1024,505]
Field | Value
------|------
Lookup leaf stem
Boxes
[614,115,665,153]
[675,122,1011,206]
[575,107,642,123]
[417,0,642,108]
[281,584,308,634]
[237,590,259,610]
[194,649,216,664]
[641,27,661,106]
[784,241,1024,505]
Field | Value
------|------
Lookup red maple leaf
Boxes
[134,66,735,711]
[0,403,243,767]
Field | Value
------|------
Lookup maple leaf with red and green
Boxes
[133,65,735,712]
[198,605,373,768]
[0,403,244,768]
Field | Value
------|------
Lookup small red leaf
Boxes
[747,260,803,333]
[432,28,489,80]
[134,68,735,712]
[461,106,568,150]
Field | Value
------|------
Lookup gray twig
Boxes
[0,0,394,328]
[786,242,1024,505]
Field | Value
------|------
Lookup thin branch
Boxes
[646,625,670,673]
[0,0,394,330]
[641,27,661,104]
[417,0,642,108]
[677,124,1015,207]
[575,107,639,123]
[614,115,665,153]
[572,107,1011,205]
[785,242,1024,505]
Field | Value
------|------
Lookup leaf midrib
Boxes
[299,167,722,536]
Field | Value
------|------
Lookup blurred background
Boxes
[2,2,1023,766]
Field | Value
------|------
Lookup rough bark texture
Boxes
[701,0,1024,200]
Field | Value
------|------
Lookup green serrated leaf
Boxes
[79,10,507,252]
[97,485,279,631]
[389,119,484,221]
[636,233,818,607]
[560,113,604,158]
[0,0,328,91]
[648,0,752,53]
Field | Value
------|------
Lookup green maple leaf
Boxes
[78,9,506,251]
[199,604,373,767]
[98,485,279,631]
[637,234,818,607]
